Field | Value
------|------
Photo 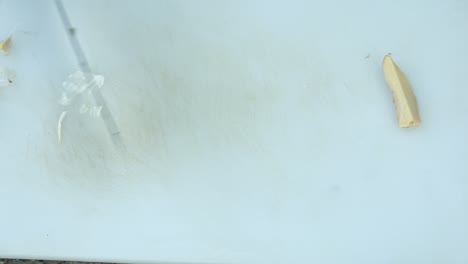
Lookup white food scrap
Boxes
[57,111,68,143]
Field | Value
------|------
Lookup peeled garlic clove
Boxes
[382,55,421,128]
[0,35,12,53]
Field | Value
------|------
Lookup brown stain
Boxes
[29,1,341,195]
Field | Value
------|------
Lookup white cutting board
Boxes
[1,0,467,263]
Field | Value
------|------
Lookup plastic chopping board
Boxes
[0,0,467,263]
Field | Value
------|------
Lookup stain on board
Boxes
[25,1,345,195]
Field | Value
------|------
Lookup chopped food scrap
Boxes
[57,111,68,143]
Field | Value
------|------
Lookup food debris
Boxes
[59,71,104,106]
[78,104,103,117]
[382,55,421,128]
[57,111,68,143]
[0,35,12,53]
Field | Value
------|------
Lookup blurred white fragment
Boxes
[57,71,105,143]
[57,111,68,143]
[0,67,15,87]
[89,105,103,117]
[78,104,102,117]
[59,71,104,106]
[79,104,89,114]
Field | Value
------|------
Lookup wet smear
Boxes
[38,92,163,192]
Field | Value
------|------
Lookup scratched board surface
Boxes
[0,0,468,263]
